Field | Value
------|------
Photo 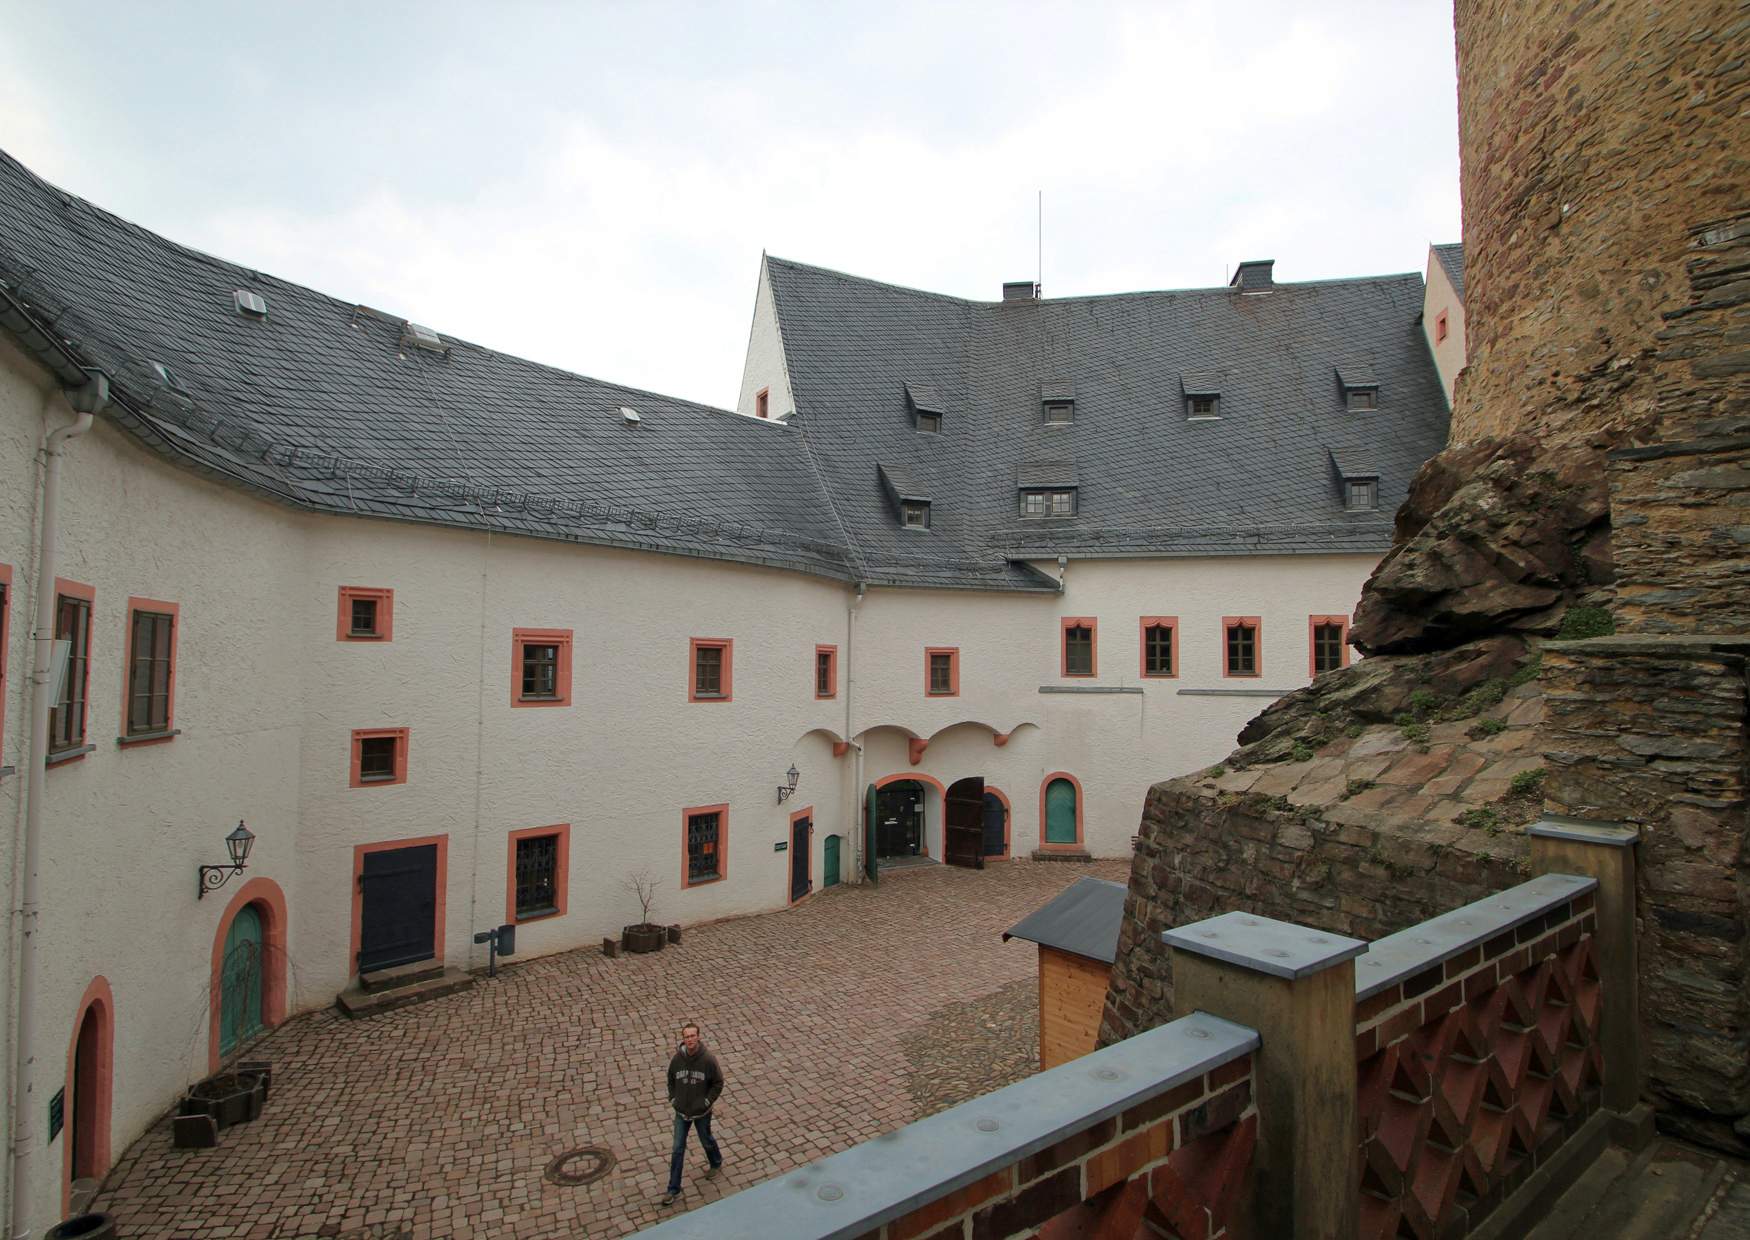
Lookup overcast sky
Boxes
[0,2,1461,409]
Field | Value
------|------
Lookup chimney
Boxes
[1002,280,1040,302]
[1229,260,1275,293]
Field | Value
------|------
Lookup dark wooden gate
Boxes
[945,776,985,869]
[358,843,438,973]
[865,785,879,885]
[791,814,812,902]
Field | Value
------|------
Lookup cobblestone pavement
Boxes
[96,858,1128,1239]
[900,977,1039,1118]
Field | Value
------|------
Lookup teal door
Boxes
[823,834,841,887]
[219,904,265,1056]
[1045,778,1078,845]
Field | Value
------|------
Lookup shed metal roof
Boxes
[1002,876,1129,963]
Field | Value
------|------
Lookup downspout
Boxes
[846,581,866,881]
[10,370,107,1240]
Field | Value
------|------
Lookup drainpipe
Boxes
[10,370,106,1240]
[846,581,866,881]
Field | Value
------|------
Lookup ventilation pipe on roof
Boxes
[11,369,108,1240]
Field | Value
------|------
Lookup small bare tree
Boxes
[622,867,660,928]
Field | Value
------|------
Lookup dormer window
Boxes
[1181,373,1223,420]
[1021,489,1077,517]
[1044,401,1074,425]
[905,382,945,433]
[1345,480,1377,511]
[1040,378,1075,425]
[902,501,932,529]
[1336,363,1379,412]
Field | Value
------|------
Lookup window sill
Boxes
[118,728,181,747]
[686,875,723,888]
[926,692,959,699]
[356,775,401,786]
[1038,685,1142,695]
[516,906,561,923]
[514,697,569,707]
[47,745,96,766]
[0,765,13,781]
[691,693,728,702]
[345,630,386,640]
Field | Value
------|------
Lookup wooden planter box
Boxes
[623,924,666,954]
[174,1064,270,1146]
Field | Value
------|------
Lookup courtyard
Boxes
[93,858,1128,1239]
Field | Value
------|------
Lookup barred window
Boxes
[127,610,175,734]
[695,645,724,696]
[1063,624,1094,676]
[1226,622,1258,676]
[1144,623,1174,676]
[515,833,560,917]
[1313,622,1347,674]
[928,651,955,695]
[358,735,398,781]
[687,810,722,884]
[50,594,91,752]
[521,643,559,699]
[350,596,379,636]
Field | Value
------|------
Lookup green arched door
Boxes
[219,904,265,1057]
[1045,778,1078,845]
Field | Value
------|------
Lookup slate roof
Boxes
[0,148,1449,592]
[1002,876,1128,964]
[1433,243,1465,302]
[0,150,856,582]
[765,255,1450,567]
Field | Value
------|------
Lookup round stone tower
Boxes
[1450,0,1748,446]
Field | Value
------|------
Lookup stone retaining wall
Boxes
[1542,635,1750,1148]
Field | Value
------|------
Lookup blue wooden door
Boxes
[358,844,437,972]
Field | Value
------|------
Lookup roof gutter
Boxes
[9,365,107,1240]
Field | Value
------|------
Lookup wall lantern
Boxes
[776,764,800,805]
[198,821,255,899]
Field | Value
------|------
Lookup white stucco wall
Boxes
[0,339,310,1231]
[1423,251,1468,407]
[734,258,796,421]
[849,555,1370,857]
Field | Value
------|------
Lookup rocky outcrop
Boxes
[1350,435,1614,656]
[1099,682,1544,1047]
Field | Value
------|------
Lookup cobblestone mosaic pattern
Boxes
[95,858,1126,1239]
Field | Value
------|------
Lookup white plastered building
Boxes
[0,153,1449,1230]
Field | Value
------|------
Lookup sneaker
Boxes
[661,1191,679,1206]
[704,1165,721,1180]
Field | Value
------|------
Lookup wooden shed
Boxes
[1003,877,1128,1070]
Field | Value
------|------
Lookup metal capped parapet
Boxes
[1161,911,1367,980]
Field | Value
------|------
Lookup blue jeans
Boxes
[668,1112,721,1192]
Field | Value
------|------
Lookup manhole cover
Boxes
[545,1145,617,1186]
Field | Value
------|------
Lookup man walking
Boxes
[663,1021,724,1206]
